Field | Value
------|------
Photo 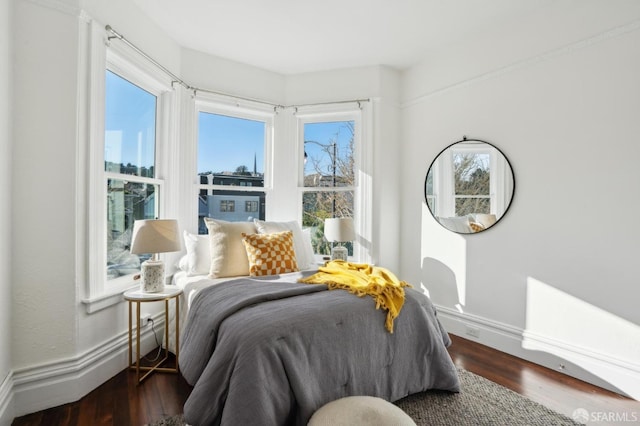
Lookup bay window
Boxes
[82,25,371,312]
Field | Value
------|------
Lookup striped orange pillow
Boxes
[241,231,299,276]
[469,221,486,233]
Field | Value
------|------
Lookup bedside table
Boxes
[124,285,183,384]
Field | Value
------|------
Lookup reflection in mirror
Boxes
[425,137,515,234]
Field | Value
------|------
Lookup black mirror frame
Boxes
[424,136,516,234]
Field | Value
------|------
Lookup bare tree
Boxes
[302,122,355,255]
[453,153,490,216]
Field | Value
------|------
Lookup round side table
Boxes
[124,285,183,384]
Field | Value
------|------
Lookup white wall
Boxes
[400,1,640,399]
[284,66,402,269]
[182,48,286,105]
[371,67,401,272]
[12,0,80,369]
[9,0,186,416]
[11,0,89,413]
[0,0,13,423]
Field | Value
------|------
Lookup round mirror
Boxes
[425,137,515,234]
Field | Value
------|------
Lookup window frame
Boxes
[82,28,175,312]
[452,145,492,216]
[295,105,371,263]
[193,95,275,232]
[431,143,504,219]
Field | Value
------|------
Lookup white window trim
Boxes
[191,94,275,232]
[81,22,175,313]
[432,142,510,219]
[294,103,372,264]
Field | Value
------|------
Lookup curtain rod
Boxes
[105,25,283,108]
[105,25,189,91]
[105,25,370,110]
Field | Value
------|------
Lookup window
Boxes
[299,119,357,257]
[246,200,258,212]
[105,71,159,281]
[220,200,235,212]
[84,38,174,311]
[428,141,509,219]
[453,150,490,216]
[196,106,272,233]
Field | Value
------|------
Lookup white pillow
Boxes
[438,216,471,233]
[204,218,256,278]
[183,230,211,276]
[301,227,317,269]
[177,254,189,272]
[254,220,311,270]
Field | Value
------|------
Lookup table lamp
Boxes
[130,219,181,293]
[324,217,355,261]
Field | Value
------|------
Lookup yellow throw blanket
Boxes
[298,260,410,333]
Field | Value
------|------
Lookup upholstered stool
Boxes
[308,395,416,426]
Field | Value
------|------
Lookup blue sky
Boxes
[198,112,265,174]
[197,115,354,176]
[105,70,353,177]
[104,71,156,171]
[303,121,354,176]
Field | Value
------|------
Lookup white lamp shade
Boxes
[130,219,181,254]
[324,217,355,243]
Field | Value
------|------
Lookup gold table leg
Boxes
[127,293,181,385]
[135,300,141,383]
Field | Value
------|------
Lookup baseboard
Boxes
[0,372,14,426]
[11,316,164,418]
[436,304,640,400]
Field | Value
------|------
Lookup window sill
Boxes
[81,283,139,314]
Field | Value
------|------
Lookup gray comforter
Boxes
[179,271,460,426]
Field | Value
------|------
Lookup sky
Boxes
[198,112,265,174]
[198,115,354,176]
[104,71,156,172]
[303,121,354,177]
[104,70,354,177]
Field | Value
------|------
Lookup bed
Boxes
[169,219,460,426]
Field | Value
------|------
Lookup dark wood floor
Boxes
[447,335,639,420]
[12,334,639,425]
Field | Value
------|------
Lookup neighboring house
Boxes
[198,173,266,232]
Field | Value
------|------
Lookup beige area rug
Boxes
[147,368,580,426]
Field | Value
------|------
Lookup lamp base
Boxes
[330,245,348,261]
[140,260,165,293]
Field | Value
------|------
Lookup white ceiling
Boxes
[132,0,559,75]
